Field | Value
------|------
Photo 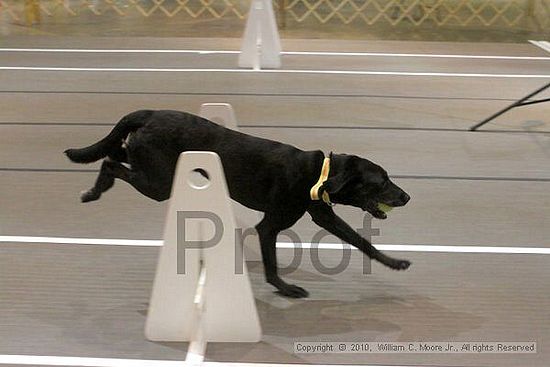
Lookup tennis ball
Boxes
[377,203,393,213]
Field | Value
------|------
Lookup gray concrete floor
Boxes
[1,243,549,367]
[0,37,549,366]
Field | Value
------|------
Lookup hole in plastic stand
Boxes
[188,168,211,189]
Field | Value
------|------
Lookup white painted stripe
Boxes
[278,242,550,254]
[0,355,182,367]
[0,48,237,54]
[0,355,418,367]
[206,364,417,367]
[285,51,550,60]
[0,235,162,246]
[1,236,549,254]
[0,66,547,78]
[1,47,549,60]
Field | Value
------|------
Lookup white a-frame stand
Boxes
[199,103,239,130]
[145,152,262,360]
[238,0,281,69]
[199,103,263,262]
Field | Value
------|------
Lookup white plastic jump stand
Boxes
[199,103,263,262]
[238,0,281,69]
[145,152,262,362]
[199,103,238,131]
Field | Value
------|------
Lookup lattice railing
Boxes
[284,0,548,28]
[0,0,249,20]
[0,0,548,30]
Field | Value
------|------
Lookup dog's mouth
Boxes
[363,202,393,220]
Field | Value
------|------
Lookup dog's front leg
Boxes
[256,213,309,298]
[307,203,411,270]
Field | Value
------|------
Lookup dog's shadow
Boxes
[138,280,484,363]
[139,289,482,341]
[256,292,484,341]
[245,261,484,340]
[139,263,484,363]
[206,276,485,363]
[140,263,484,340]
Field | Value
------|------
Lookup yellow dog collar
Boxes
[310,157,333,205]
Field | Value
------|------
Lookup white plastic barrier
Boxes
[199,103,239,131]
[199,103,263,262]
[145,152,262,357]
[238,0,281,69]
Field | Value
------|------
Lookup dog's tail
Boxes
[64,110,151,163]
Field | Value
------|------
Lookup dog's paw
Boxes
[276,284,310,298]
[80,189,100,203]
[390,259,411,270]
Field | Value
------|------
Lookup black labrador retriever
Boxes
[65,110,411,298]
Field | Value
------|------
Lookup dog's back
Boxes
[129,110,312,210]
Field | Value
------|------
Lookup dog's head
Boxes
[321,153,410,219]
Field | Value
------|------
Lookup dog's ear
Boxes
[322,154,359,195]
[322,172,354,195]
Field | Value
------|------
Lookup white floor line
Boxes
[1,47,549,61]
[0,66,547,78]
[0,48,240,54]
[206,364,419,367]
[0,355,420,367]
[284,51,550,60]
[0,235,163,246]
[1,235,549,254]
[0,355,182,367]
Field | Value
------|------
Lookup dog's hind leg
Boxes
[81,159,121,202]
[80,159,169,203]
[307,203,411,271]
[256,211,309,298]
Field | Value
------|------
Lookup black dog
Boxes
[66,110,411,298]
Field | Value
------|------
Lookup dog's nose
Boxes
[401,192,410,204]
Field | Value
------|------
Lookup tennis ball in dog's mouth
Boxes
[377,203,394,213]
